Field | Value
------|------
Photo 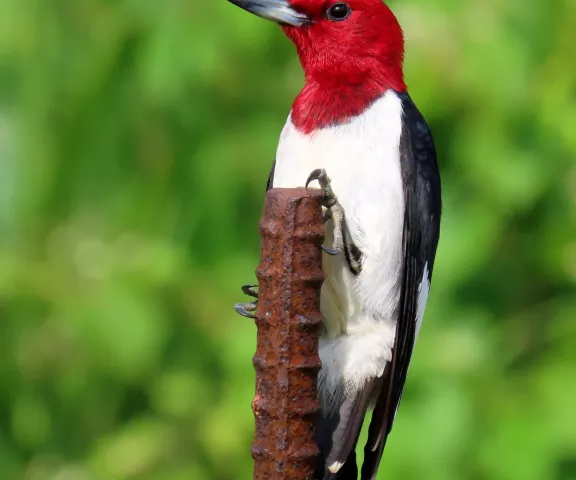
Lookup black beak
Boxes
[228,0,308,26]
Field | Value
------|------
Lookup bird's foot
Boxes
[234,284,259,319]
[306,169,362,274]
[306,169,345,256]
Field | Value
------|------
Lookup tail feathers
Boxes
[322,449,358,480]
[315,381,377,480]
[361,359,394,480]
[361,422,387,480]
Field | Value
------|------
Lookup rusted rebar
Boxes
[251,187,325,480]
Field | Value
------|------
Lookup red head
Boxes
[229,0,406,132]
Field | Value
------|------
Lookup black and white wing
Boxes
[266,157,276,191]
[361,92,442,480]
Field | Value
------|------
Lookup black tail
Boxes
[315,380,378,480]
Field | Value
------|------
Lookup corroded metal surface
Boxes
[252,188,325,480]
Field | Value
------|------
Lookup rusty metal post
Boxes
[251,188,325,480]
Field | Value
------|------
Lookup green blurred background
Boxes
[1,0,575,479]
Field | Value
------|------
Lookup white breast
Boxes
[272,91,406,401]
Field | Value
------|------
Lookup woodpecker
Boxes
[231,1,442,478]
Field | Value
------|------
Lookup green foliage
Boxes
[0,0,575,478]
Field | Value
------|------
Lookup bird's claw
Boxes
[241,284,259,298]
[234,302,257,319]
[322,245,340,255]
[305,168,325,190]
[235,284,259,318]
[306,169,337,208]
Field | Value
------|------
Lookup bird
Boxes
[230,1,442,478]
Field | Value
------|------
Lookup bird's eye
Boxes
[326,3,352,21]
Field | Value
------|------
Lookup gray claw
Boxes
[322,245,340,255]
[305,168,325,190]
[241,284,259,298]
[234,302,257,319]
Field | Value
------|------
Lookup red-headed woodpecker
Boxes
[231,1,442,478]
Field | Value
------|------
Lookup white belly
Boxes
[272,91,406,407]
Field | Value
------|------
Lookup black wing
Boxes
[361,93,442,480]
[266,157,276,191]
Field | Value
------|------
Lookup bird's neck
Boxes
[291,71,406,134]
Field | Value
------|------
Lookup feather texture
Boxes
[266,90,441,478]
